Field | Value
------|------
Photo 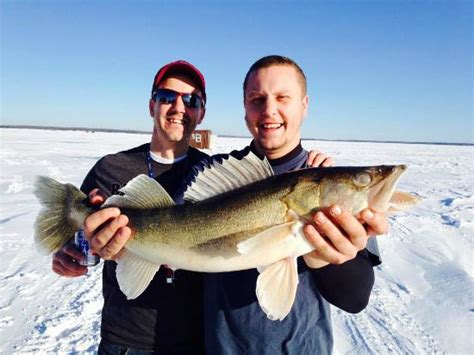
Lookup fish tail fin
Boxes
[33,176,90,254]
[116,250,161,299]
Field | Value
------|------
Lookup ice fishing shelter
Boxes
[190,130,214,149]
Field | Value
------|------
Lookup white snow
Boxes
[0,128,473,354]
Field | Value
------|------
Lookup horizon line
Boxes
[1,124,472,147]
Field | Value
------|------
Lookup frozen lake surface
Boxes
[0,128,472,354]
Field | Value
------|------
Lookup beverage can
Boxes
[74,228,100,266]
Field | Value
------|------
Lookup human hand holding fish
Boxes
[34,152,418,320]
[302,206,388,269]
[306,150,334,168]
[84,208,130,261]
[52,239,88,277]
[303,149,388,268]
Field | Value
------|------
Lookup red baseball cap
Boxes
[151,60,206,103]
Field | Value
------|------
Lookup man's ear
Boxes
[302,95,309,118]
[149,99,155,117]
[198,107,206,124]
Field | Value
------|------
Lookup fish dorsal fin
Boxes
[388,190,419,212]
[184,151,274,203]
[103,174,175,209]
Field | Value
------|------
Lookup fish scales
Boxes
[124,173,303,249]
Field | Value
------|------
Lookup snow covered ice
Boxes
[0,128,473,354]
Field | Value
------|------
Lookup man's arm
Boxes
[309,250,375,313]
[302,206,388,313]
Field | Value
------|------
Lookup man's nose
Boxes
[171,95,186,112]
[262,98,277,117]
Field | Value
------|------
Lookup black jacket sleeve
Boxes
[310,249,375,313]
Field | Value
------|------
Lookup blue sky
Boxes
[1,0,472,143]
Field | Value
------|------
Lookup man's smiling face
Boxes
[244,65,308,159]
[149,74,204,145]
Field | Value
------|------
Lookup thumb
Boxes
[88,188,107,205]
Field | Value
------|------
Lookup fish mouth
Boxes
[368,165,407,212]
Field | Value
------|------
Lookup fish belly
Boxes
[127,220,315,272]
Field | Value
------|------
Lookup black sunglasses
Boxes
[152,88,205,108]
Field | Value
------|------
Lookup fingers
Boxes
[83,208,121,238]
[99,225,132,260]
[312,210,360,261]
[302,224,330,268]
[325,206,368,250]
[88,188,107,205]
[61,241,85,261]
[306,151,334,168]
[87,214,129,257]
[84,209,131,260]
[307,151,318,166]
[360,209,389,236]
[52,242,88,277]
[303,205,374,268]
[303,205,390,269]
[316,155,334,167]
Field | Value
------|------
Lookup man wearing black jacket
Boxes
[52,60,210,354]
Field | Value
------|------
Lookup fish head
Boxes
[317,165,408,214]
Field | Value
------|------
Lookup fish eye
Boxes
[353,172,372,187]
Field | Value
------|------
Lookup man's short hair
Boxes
[243,55,307,96]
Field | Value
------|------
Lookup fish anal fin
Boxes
[116,250,161,299]
[256,257,299,321]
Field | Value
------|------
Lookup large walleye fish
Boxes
[33,152,417,320]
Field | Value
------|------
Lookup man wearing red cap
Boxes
[52,60,209,353]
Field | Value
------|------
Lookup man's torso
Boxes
[81,143,208,353]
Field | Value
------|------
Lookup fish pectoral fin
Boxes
[236,221,299,255]
[389,190,419,212]
[256,257,299,321]
[116,249,161,299]
[103,174,175,209]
